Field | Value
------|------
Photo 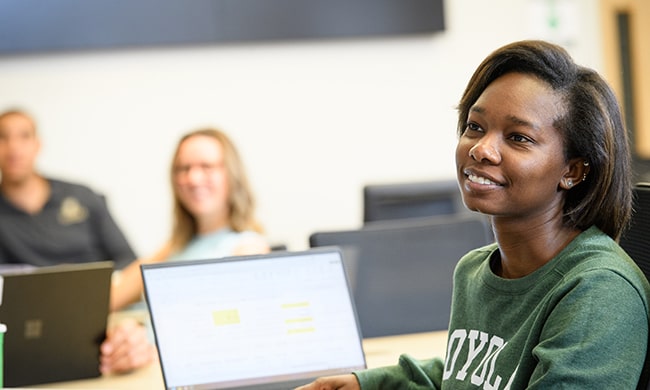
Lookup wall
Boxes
[600,0,650,160]
[0,0,604,255]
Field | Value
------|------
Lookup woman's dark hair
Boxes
[457,40,631,240]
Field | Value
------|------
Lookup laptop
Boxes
[142,248,367,390]
[0,261,113,387]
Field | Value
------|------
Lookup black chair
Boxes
[270,243,288,252]
[620,183,650,280]
[309,214,493,338]
[362,179,466,224]
[619,183,650,390]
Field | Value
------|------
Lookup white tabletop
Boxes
[25,329,448,389]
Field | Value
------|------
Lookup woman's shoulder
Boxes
[171,228,269,261]
[216,229,266,244]
[457,242,499,267]
[230,230,270,256]
[563,226,643,278]
[557,226,650,304]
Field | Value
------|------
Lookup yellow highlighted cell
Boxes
[285,317,313,324]
[281,302,310,309]
[288,327,315,334]
[212,309,240,326]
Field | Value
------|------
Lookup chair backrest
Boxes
[362,179,466,224]
[618,183,650,390]
[309,214,493,337]
[620,183,650,281]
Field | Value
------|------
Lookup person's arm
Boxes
[109,243,172,312]
[296,356,444,390]
[294,374,359,390]
[355,355,444,389]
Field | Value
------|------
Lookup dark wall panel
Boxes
[0,0,445,55]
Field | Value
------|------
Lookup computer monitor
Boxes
[362,179,465,224]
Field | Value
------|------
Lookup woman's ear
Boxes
[560,158,590,190]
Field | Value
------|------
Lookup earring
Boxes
[566,178,573,188]
[583,161,590,166]
[582,173,587,182]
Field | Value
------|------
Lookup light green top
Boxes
[167,228,265,262]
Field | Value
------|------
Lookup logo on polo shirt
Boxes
[58,196,88,225]
[24,319,43,339]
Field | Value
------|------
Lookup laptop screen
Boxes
[142,248,366,390]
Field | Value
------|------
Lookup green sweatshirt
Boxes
[355,226,650,389]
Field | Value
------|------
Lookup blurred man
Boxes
[0,109,136,268]
[0,108,155,375]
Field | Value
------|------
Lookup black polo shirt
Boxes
[0,178,136,269]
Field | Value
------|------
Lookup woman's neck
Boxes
[490,215,582,279]
[195,214,230,235]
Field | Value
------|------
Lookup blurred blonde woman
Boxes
[110,128,269,312]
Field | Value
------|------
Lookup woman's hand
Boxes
[295,374,361,390]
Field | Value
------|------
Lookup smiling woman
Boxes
[457,73,578,229]
[295,40,650,390]
[99,128,271,375]
[110,128,270,313]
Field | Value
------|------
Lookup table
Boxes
[26,330,448,389]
